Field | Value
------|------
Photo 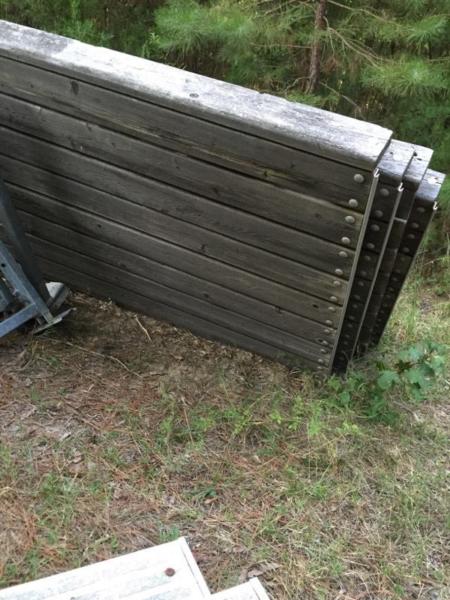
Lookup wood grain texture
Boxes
[403,145,434,191]
[0,92,365,249]
[37,257,324,371]
[0,538,211,600]
[0,57,373,210]
[13,212,336,345]
[396,147,434,219]
[5,182,348,304]
[0,204,341,331]
[32,239,330,363]
[0,149,357,277]
[0,20,392,167]
[376,139,415,185]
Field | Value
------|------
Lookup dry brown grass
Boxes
[0,293,449,599]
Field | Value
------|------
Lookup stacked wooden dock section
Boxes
[0,20,445,374]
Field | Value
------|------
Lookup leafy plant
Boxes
[327,341,447,422]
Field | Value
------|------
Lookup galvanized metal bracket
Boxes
[0,176,72,338]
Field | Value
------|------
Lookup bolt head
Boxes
[411,222,419,229]
[339,250,349,258]
[370,223,380,232]
[333,280,341,287]
[366,242,375,250]
[335,268,344,276]
[345,215,356,224]
[374,210,384,218]
[353,173,365,184]
[380,188,389,197]
[341,237,351,245]
[325,320,333,326]
[329,295,338,302]
[348,199,359,208]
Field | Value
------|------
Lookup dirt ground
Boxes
[0,293,449,599]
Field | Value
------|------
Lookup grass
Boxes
[0,272,449,599]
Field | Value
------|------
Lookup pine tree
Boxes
[1,0,449,253]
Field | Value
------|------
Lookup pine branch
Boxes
[327,26,380,66]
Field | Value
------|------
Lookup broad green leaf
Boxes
[377,370,400,390]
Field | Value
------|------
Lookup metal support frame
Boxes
[0,175,71,338]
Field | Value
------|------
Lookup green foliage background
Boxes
[1,0,449,259]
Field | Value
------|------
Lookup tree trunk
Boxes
[306,0,327,94]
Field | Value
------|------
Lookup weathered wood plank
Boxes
[0,204,340,331]
[12,212,336,345]
[355,148,434,353]
[332,179,404,370]
[0,20,392,168]
[369,169,444,346]
[335,141,416,364]
[0,57,374,209]
[32,239,331,363]
[0,151,356,278]
[327,170,381,371]
[212,579,270,600]
[37,258,324,371]
[403,145,434,191]
[396,145,433,219]
[0,538,210,600]
[375,139,415,186]
[0,94,366,249]
[6,182,348,304]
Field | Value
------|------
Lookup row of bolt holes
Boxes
[304,176,425,370]
[330,177,429,367]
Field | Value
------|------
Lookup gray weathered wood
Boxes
[0,20,392,168]
[12,213,336,344]
[355,149,432,352]
[0,94,365,249]
[37,258,324,371]
[375,139,415,185]
[332,175,405,369]
[30,239,332,364]
[0,150,356,277]
[212,580,270,600]
[337,140,415,362]
[6,182,348,304]
[0,207,340,330]
[0,57,374,209]
[403,145,434,191]
[0,538,210,600]
[396,146,433,219]
[369,169,444,346]
[327,170,381,370]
